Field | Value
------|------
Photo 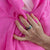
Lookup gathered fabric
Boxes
[0,0,50,50]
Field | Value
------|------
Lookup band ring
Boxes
[26,25,32,30]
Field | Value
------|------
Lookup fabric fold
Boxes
[0,0,50,50]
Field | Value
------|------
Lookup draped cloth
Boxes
[0,0,50,50]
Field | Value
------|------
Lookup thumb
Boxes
[13,34,26,41]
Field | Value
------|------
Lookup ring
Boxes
[26,25,32,30]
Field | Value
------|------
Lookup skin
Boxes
[13,14,50,50]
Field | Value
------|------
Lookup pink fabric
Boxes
[0,0,50,50]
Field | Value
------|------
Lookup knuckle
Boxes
[22,30,26,33]
[18,25,21,29]
[22,20,27,25]
[24,20,28,24]
[29,35,34,39]
[24,21,27,25]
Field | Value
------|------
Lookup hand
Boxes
[13,14,50,50]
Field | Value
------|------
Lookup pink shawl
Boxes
[0,0,50,50]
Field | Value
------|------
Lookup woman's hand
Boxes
[13,14,50,50]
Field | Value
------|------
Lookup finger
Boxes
[26,14,38,28]
[15,20,29,35]
[31,13,41,26]
[19,16,33,31]
[13,34,26,41]
[19,16,30,28]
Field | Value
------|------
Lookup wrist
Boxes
[40,33,50,50]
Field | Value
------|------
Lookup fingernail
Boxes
[26,14,28,16]
[31,13,32,15]
[26,14,29,18]
[19,16,22,19]
[19,16,23,20]
[15,20,18,24]
[31,13,34,16]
